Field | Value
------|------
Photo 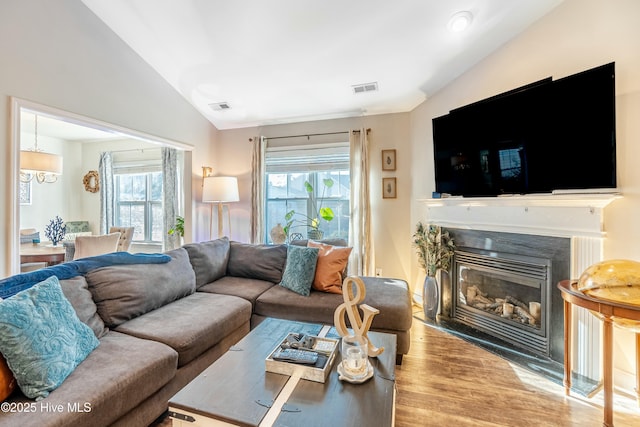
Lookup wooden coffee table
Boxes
[168,317,397,427]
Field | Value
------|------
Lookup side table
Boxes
[557,280,640,427]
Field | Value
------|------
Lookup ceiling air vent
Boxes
[352,82,378,94]
[209,102,231,111]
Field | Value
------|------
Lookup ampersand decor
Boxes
[333,276,384,357]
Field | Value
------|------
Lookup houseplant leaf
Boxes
[304,181,314,193]
[319,207,334,222]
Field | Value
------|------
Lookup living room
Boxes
[2,0,640,425]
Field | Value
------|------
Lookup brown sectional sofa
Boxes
[0,237,412,427]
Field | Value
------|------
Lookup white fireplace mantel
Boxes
[419,193,621,238]
[420,192,623,385]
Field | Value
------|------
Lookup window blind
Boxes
[113,159,161,175]
[265,142,349,173]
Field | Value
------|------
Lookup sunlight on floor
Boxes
[509,361,640,420]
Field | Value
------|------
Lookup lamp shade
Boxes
[20,150,63,175]
[202,176,239,203]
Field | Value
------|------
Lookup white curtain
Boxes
[349,129,373,276]
[98,152,114,235]
[250,136,266,244]
[162,147,180,251]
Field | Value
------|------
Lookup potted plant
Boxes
[168,215,185,238]
[412,222,455,319]
[283,178,335,240]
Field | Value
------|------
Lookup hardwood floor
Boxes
[395,307,640,427]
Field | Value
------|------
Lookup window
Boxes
[114,171,163,243]
[265,143,350,242]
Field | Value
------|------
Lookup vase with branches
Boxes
[283,178,335,240]
[412,222,455,319]
[44,215,66,246]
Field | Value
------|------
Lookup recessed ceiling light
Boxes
[448,11,473,33]
[352,82,378,94]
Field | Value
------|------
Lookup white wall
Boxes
[19,135,83,233]
[409,0,640,391]
[216,112,412,282]
[1,0,219,275]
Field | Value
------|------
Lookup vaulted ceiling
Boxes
[81,0,564,130]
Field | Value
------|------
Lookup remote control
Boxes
[272,348,319,365]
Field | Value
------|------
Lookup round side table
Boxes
[558,280,640,427]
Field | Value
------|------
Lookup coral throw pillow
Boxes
[0,356,16,401]
[307,241,352,294]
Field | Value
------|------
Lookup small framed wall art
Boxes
[382,177,397,199]
[19,180,31,205]
[381,149,396,171]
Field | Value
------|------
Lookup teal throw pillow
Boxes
[0,276,100,400]
[279,245,320,296]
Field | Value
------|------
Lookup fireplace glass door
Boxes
[453,249,551,356]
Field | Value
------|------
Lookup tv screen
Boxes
[433,63,616,197]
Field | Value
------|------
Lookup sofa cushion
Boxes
[115,292,252,367]
[307,240,352,294]
[59,276,108,338]
[279,245,319,296]
[353,277,413,331]
[0,276,99,400]
[255,285,342,325]
[255,276,413,332]
[86,247,196,327]
[183,237,230,288]
[0,331,178,427]
[197,276,275,308]
[227,241,287,283]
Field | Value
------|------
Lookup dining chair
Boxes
[108,226,135,252]
[73,232,121,260]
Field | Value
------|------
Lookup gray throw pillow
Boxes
[59,276,108,338]
[183,237,230,288]
[227,242,287,283]
[279,245,319,296]
[85,247,196,327]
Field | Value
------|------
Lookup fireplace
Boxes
[453,249,551,357]
[440,229,570,364]
[421,194,620,392]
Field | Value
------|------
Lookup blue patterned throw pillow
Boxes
[0,275,100,400]
[279,245,320,296]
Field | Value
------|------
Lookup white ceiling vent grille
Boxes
[352,82,378,94]
[209,102,231,111]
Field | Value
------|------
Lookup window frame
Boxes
[114,171,163,244]
[264,140,351,243]
[265,170,351,242]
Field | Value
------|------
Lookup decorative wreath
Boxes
[83,170,100,193]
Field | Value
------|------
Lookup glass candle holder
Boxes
[341,335,369,380]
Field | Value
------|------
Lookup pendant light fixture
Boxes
[20,114,63,184]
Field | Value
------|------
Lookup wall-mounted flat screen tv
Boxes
[432,62,616,197]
